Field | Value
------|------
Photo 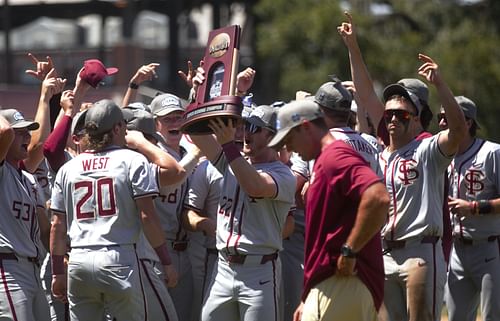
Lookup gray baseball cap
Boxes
[0,109,39,130]
[397,78,429,105]
[150,93,184,117]
[383,84,423,115]
[84,99,124,135]
[126,109,166,145]
[246,105,278,132]
[455,95,481,128]
[268,100,324,148]
[124,102,151,113]
[71,110,88,136]
[314,81,352,111]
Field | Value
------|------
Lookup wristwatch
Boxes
[340,244,357,258]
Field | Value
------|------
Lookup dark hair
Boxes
[319,106,351,124]
[81,123,114,151]
[310,117,328,130]
[469,119,477,137]
[419,102,433,131]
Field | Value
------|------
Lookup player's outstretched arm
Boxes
[126,130,188,186]
[338,11,385,126]
[337,182,389,276]
[122,63,160,107]
[136,196,179,288]
[50,212,68,303]
[0,115,14,163]
[208,117,279,198]
[418,54,466,156]
[24,68,67,172]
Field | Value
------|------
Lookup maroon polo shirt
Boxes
[302,140,384,310]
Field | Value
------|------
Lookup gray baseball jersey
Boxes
[0,161,50,321]
[380,134,452,240]
[50,147,158,321]
[201,152,295,321]
[184,160,223,321]
[380,134,451,321]
[155,141,193,321]
[212,154,296,254]
[51,147,158,247]
[445,138,500,321]
[330,127,381,176]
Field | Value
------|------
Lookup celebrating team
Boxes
[0,11,498,321]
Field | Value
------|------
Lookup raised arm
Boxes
[24,68,66,172]
[417,54,466,156]
[122,63,160,107]
[338,12,385,126]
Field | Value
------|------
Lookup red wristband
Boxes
[51,255,65,275]
[154,243,172,265]
[222,141,241,163]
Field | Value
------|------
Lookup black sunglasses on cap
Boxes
[245,122,263,134]
[383,109,414,123]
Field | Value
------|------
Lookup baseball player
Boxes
[182,159,223,321]
[150,93,195,321]
[376,56,466,321]
[50,100,177,321]
[438,96,500,321]
[189,104,296,321]
[0,109,51,321]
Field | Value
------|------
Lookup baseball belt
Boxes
[0,252,39,267]
[453,235,499,246]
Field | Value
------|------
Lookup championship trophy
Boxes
[180,25,243,134]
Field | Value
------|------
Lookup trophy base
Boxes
[181,95,243,135]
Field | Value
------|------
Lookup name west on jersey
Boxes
[82,157,110,171]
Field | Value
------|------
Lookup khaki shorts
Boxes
[302,274,377,321]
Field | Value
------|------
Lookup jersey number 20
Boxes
[75,178,116,220]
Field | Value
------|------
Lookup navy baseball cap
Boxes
[0,109,39,130]
[268,100,324,148]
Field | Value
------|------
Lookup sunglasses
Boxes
[383,109,414,123]
[245,122,263,134]
[437,113,447,123]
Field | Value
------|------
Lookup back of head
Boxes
[314,80,352,112]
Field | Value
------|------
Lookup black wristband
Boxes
[478,200,492,214]
[129,82,139,89]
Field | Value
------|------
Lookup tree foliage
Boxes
[253,0,500,141]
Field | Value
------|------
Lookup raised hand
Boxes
[236,67,256,94]
[178,60,197,88]
[337,11,358,48]
[418,53,442,85]
[192,60,206,93]
[41,68,66,99]
[25,53,56,81]
[130,63,160,85]
[208,118,236,145]
[59,90,75,116]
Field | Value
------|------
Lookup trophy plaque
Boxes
[181,25,243,134]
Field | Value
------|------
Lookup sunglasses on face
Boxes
[383,109,414,123]
[245,122,263,134]
[437,113,447,123]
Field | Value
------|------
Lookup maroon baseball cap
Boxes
[80,59,119,88]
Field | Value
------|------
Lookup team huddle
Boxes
[0,12,498,321]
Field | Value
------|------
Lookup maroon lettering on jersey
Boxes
[82,157,110,171]
[464,168,485,196]
[397,159,419,186]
